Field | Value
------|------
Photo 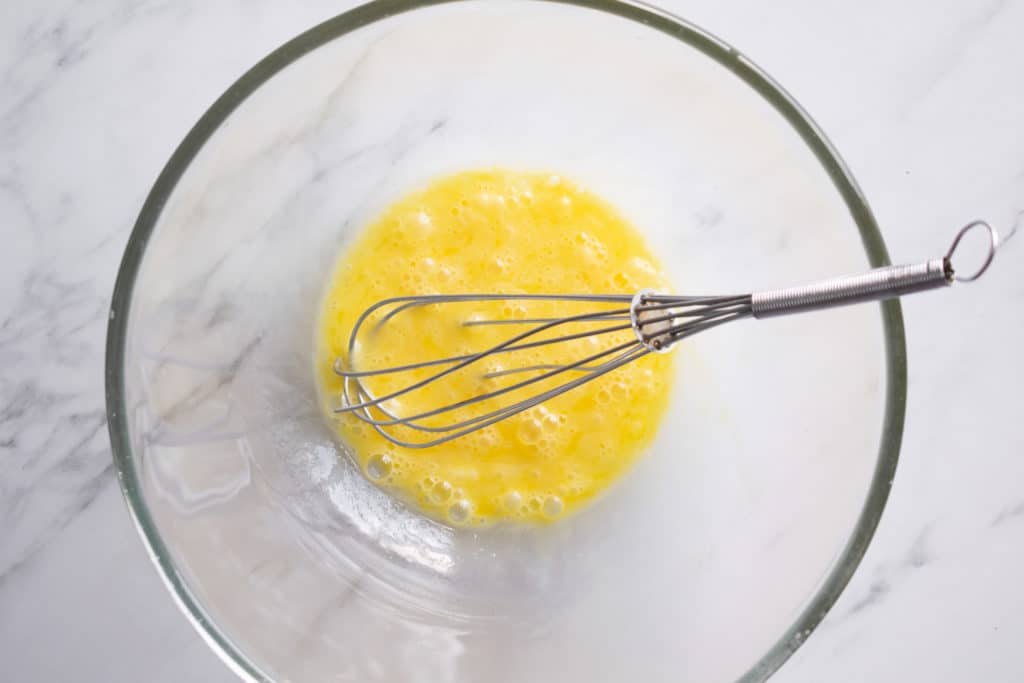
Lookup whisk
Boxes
[335,220,999,448]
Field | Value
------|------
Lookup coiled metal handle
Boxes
[751,221,998,319]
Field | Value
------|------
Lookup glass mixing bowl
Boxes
[106,1,906,681]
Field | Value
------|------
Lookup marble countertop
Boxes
[2,0,1022,680]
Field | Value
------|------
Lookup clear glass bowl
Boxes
[105,1,906,681]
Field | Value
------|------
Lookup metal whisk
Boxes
[335,221,999,448]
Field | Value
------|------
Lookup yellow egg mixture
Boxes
[316,170,674,526]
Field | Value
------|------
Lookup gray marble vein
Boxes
[991,500,1024,528]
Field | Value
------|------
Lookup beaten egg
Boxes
[316,170,675,526]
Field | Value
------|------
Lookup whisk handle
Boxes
[751,259,948,317]
[751,220,998,318]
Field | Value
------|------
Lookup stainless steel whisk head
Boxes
[334,221,999,448]
[335,292,751,447]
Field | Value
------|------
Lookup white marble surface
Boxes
[1,0,1022,681]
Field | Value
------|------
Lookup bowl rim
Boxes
[105,0,907,680]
